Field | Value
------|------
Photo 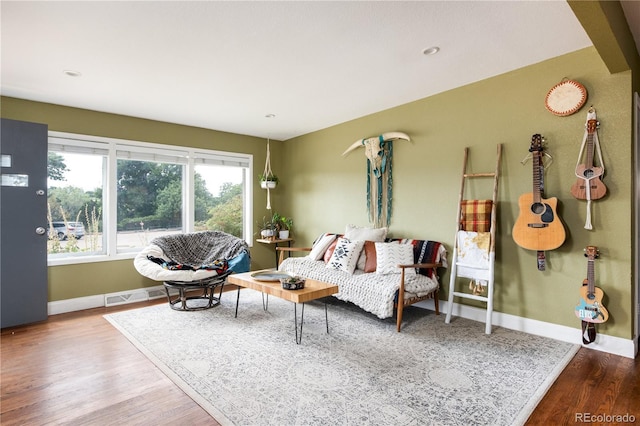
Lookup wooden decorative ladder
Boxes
[445,144,501,334]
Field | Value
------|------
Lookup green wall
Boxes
[282,47,635,340]
[1,97,283,300]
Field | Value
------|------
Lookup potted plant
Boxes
[271,212,292,239]
[280,275,305,290]
[278,216,293,239]
[259,173,279,189]
[271,212,282,233]
[257,216,276,239]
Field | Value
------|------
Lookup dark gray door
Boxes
[1,118,49,328]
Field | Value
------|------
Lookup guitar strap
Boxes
[537,161,546,271]
[575,109,605,230]
[581,320,596,344]
[537,251,545,271]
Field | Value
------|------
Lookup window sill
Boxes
[47,252,138,267]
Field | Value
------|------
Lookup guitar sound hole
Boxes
[530,202,545,215]
[587,293,595,300]
[583,169,594,178]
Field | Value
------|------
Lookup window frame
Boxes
[47,131,253,266]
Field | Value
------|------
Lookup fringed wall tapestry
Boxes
[342,132,410,228]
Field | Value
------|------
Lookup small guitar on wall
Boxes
[512,134,566,252]
[571,108,607,230]
[575,246,609,323]
[570,114,607,201]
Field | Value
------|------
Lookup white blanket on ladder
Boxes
[456,230,491,283]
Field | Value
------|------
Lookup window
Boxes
[47,140,107,259]
[47,132,253,265]
[194,164,245,236]
[114,145,188,254]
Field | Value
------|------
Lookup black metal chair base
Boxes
[163,273,230,311]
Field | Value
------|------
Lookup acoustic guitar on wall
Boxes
[570,115,607,200]
[512,134,566,251]
[574,246,608,323]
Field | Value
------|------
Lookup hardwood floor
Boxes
[1,299,638,425]
[526,345,640,425]
[1,299,216,426]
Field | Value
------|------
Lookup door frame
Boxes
[634,92,640,356]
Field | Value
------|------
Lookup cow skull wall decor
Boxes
[342,132,410,227]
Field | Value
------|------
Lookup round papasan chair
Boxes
[134,230,250,311]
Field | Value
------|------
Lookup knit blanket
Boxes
[279,257,439,319]
[151,231,248,267]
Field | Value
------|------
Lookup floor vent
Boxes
[147,288,166,300]
[105,290,148,307]
[104,285,166,307]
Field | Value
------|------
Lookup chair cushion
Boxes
[134,231,250,282]
[134,244,222,282]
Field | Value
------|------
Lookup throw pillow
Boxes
[326,238,364,274]
[354,240,378,272]
[362,240,378,273]
[375,242,416,275]
[344,224,388,242]
[323,237,341,263]
[387,238,443,278]
[307,233,337,261]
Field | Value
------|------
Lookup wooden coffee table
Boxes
[228,270,338,344]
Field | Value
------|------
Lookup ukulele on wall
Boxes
[574,246,608,323]
[571,107,606,230]
[512,134,566,252]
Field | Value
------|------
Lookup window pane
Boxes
[195,164,244,238]
[47,151,105,258]
[116,159,183,252]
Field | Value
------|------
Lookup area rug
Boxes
[105,290,578,426]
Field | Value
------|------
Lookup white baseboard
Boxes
[48,285,166,316]
[48,295,105,315]
[416,299,637,359]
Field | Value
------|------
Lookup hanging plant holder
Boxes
[260,179,277,190]
[261,138,278,209]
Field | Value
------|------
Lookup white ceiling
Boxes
[1,1,636,141]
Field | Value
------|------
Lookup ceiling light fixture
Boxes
[63,70,82,77]
[265,113,276,118]
[422,46,440,56]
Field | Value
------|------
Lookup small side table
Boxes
[256,238,294,267]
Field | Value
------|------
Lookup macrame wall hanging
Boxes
[342,132,410,228]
